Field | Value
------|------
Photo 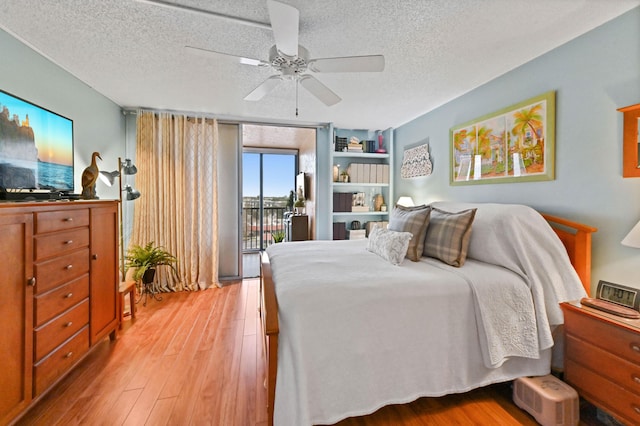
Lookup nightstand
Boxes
[561,301,640,425]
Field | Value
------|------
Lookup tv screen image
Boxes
[0,89,74,192]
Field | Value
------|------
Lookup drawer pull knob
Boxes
[65,264,73,270]
[64,217,73,222]
[65,321,73,327]
[65,351,73,359]
[632,344,640,353]
[92,254,98,260]
[634,375,640,385]
[65,240,73,245]
[634,406,640,415]
[27,277,36,286]
[65,292,73,298]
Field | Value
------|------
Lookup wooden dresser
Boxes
[0,200,119,425]
[561,301,640,425]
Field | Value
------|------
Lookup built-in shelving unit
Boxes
[330,128,393,239]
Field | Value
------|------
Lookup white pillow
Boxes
[367,226,413,265]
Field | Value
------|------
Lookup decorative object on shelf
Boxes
[618,103,640,177]
[351,220,361,230]
[380,204,387,212]
[333,165,340,182]
[294,197,305,215]
[347,137,363,153]
[100,157,141,276]
[352,192,368,212]
[335,136,348,152]
[396,196,415,207]
[451,91,555,186]
[340,170,350,183]
[81,151,102,199]
[375,131,387,154]
[125,241,177,306]
[374,193,384,211]
[401,143,432,178]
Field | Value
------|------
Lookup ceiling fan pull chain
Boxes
[295,78,299,117]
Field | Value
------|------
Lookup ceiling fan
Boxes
[170,0,385,109]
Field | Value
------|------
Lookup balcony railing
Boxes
[242,206,287,251]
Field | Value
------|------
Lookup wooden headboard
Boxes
[541,213,598,296]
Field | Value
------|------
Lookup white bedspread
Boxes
[266,203,587,425]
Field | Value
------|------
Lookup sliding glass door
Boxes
[242,149,297,252]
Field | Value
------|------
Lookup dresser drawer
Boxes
[34,227,89,261]
[566,334,640,394]
[566,359,640,425]
[35,248,89,294]
[35,209,89,234]
[34,300,89,362]
[564,307,640,366]
[35,275,90,326]
[33,327,89,397]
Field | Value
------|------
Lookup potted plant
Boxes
[340,170,349,183]
[125,242,177,285]
[294,197,305,215]
[272,230,285,243]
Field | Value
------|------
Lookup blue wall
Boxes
[0,28,125,200]
[393,7,640,293]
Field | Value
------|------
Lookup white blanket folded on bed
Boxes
[433,202,588,349]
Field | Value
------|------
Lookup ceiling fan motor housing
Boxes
[269,45,309,79]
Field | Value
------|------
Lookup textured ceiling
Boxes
[1,0,638,129]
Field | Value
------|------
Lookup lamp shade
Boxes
[396,196,415,207]
[121,158,138,175]
[622,220,640,248]
[124,185,141,201]
[99,170,120,186]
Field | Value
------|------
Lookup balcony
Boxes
[242,206,288,251]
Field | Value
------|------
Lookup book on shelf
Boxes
[351,205,370,212]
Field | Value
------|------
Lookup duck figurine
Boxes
[81,152,102,199]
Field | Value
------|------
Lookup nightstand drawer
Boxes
[35,275,90,326]
[566,334,640,394]
[564,307,640,365]
[566,359,640,425]
[33,327,89,396]
[34,227,89,260]
[34,248,89,294]
[35,209,89,234]
[34,300,89,362]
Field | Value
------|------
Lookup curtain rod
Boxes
[121,108,330,130]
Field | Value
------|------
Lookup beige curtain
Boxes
[130,110,220,291]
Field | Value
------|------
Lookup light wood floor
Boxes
[16,279,603,426]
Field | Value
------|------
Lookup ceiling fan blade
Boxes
[244,75,283,101]
[267,0,299,57]
[308,55,385,73]
[299,75,341,106]
[185,46,268,67]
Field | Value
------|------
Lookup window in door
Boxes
[242,149,297,252]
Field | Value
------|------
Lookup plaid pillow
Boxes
[423,207,477,267]
[388,205,431,261]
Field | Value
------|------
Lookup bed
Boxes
[259,202,597,426]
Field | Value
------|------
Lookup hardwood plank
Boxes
[145,396,177,426]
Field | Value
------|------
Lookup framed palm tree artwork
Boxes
[450,91,555,185]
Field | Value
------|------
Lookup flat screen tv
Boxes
[0,89,74,193]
